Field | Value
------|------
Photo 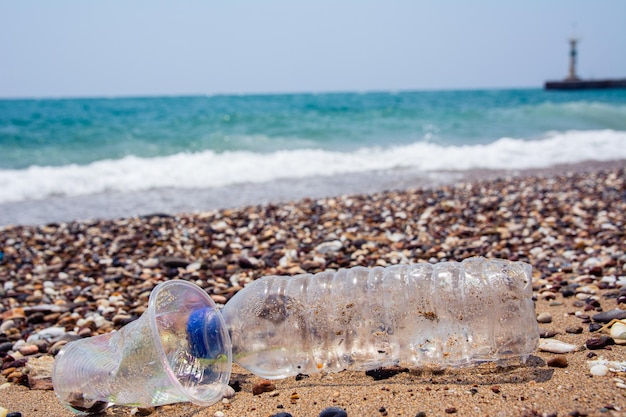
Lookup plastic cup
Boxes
[52,280,232,414]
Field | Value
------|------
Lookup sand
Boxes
[2,160,626,416]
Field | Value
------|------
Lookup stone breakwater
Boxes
[1,166,626,404]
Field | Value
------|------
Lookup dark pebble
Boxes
[547,355,568,368]
[592,309,626,323]
[588,323,603,332]
[238,257,256,269]
[565,326,583,334]
[269,413,293,417]
[445,407,457,414]
[415,413,427,417]
[319,407,348,417]
[365,365,408,380]
[159,256,190,268]
[0,341,13,353]
[26,312,45,324]
[585,335,615,350]
[7,413,23,417]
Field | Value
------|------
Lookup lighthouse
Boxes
[565,38,580,82]
[544,36,626,90]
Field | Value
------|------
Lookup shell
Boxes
[538,339,578,353]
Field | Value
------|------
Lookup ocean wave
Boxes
[1,129,625,204]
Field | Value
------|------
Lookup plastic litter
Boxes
[222,256,539,378]
[52,256,539,413]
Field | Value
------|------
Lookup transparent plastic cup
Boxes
[52,280,232,414]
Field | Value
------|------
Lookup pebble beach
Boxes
[2,160,626,417]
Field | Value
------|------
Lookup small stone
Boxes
[0,319,16,333]
[269,413,293,417]
[445,407,457,414]
[18,344,39,356]
[537,312,552,323]
[586,336,615,350]
[590,364,609,376]
[539,329,558,338]
[0,342,13,353]
[565,326,583,334]
[252,380,276,395]
[610,322,626,340]
[319,406,348,417]
[538,339,578,353]
[221,384,236,398]
[49,340,68,355]
[112,314,134,326]
[130,407,155,416]
[592,309,626,323]
[160,257,191,268]
[315,240,343,253]
[547,355,568,368]
[78,327,92,338]
[365,365,409,380]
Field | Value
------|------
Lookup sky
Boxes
[1,1,625,98]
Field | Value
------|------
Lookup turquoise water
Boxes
[1,88,626,224]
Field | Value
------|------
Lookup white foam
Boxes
[1,129,625,204]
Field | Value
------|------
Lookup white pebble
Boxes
[214,412,225,417]
[538,339,577,353]
[27,326,66,341]
[221,384,236,398]
[610,322,626,340]
[590,364,609,376]
[616,382,626,389]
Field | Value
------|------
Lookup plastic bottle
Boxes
[52,256,539,413]
[220,256,539,378]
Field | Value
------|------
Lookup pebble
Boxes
[17,344,39,356]
[537,312,553,323]
[319,407,348,417]
[252,380,276,395]
[547,355,568,368]
[609,321,626,340]
[585,336,615,350]
[591,309,626,323]
[590,364,609,376]
[538,339,578,353]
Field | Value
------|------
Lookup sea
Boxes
[1,88,626,226]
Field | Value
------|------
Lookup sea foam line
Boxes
[1,129,625,203]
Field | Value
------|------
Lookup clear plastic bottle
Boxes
[221,257,539,378]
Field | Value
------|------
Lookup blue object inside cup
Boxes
[187,307,225,359]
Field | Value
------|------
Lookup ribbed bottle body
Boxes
[222,257,538,379]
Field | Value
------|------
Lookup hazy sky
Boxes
[1,1,625,98]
